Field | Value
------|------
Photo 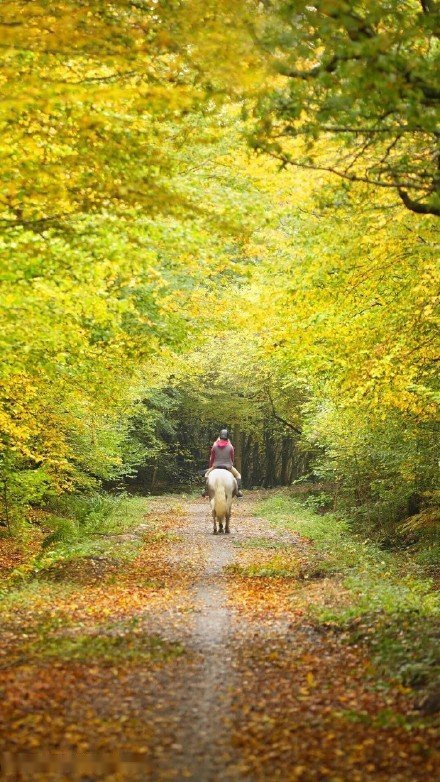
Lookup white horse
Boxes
[207,468,237,534]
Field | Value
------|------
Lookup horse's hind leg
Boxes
[218,518,224,533]
[212,510,218,535]
[225,512,231,534]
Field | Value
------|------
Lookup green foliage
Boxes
[253,0,440,215]
[306,412,439,537]
[0,0,438,548]
[41,517,79,549]
[26,622,184,666]
[46,492,140,536]
[414,542,440,575]
[364,612,439,691]
[0,457,55,533]
[6,495,147,583]
[260,494,352,550]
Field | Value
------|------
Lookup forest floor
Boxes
[0,493,438,781]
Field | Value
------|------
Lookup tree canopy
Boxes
[251,0,440,216]
[0,0,439,539]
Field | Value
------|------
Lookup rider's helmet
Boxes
[220,428,229,440]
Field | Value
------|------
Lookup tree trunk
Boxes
[233,425,243,475]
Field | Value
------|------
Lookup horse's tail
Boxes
[213,483,227,522]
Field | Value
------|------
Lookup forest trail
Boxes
[0,494,438,781]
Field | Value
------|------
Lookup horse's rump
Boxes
[211,483,227,521]
[207,468,236,534]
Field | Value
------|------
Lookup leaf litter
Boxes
[0,495,438,781]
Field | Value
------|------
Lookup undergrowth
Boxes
[3,494,149,585]
[258,494,440,707]
[27,618,185,665]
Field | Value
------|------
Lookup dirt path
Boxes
[0,494,438,781]
[161,501,237,781]
[149,496,301,781]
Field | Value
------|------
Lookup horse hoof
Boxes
[225,529,230,534]
[213,530,218,535]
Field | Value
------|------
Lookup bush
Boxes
[303,408,439,543]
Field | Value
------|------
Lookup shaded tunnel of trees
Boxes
[124,386,311,493]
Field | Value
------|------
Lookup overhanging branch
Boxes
[397,187,440,216]
[266,388,302,435]
[264,149,440,216]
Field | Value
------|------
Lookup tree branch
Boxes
[397,187,440,216]
[276,54,338,79]
[266,388,302,435]
[266,150,427,191]
[313,125,429,135]
[0,212,76,231]
[420,1,438,14]
[47,69,143,85]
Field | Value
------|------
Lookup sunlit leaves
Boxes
[252,0,440,215]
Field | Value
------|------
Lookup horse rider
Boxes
[203,428,243,497]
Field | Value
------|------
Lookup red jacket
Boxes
[209,438,235,468]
